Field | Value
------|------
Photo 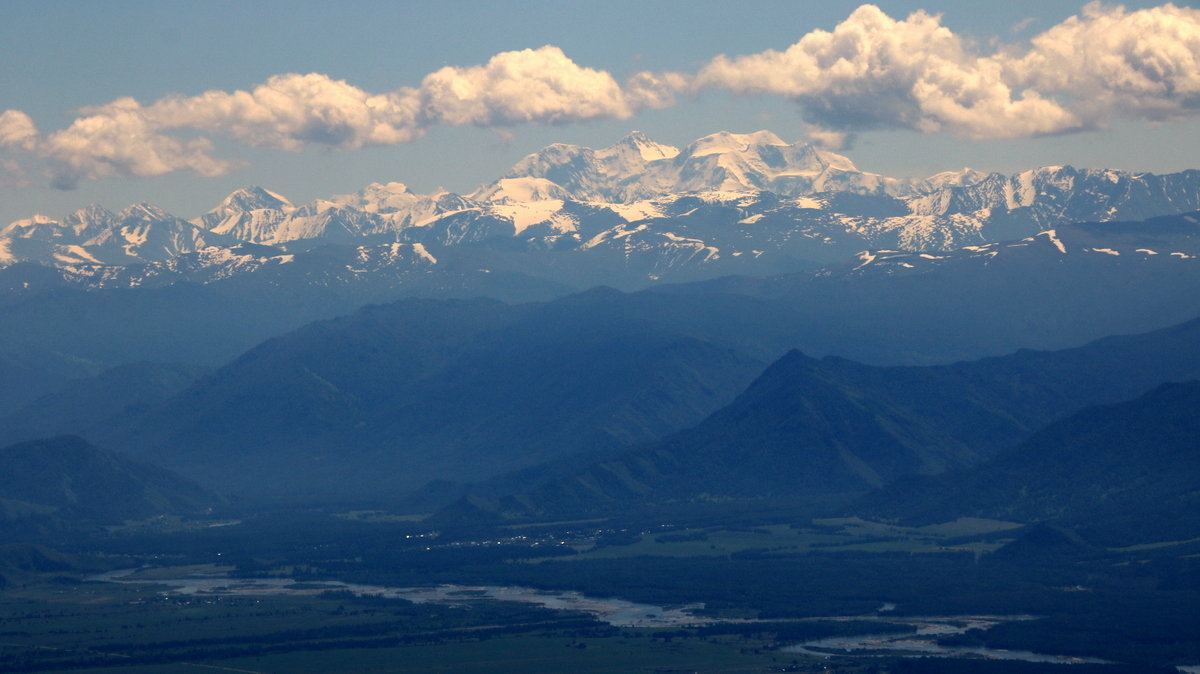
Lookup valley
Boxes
[1,500,1194,673]
[2,129,1199,673]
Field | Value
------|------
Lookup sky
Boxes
[2,1,1199,224]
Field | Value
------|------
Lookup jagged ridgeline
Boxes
[855,380,1200,547]
[3,130,1200,292]
[434,316,1200,523]
[0,130,1198,508]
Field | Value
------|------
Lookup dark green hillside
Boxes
[442,316,1200,521]
[0,436,219,537]
[0,361,210,446]
[0,346,98,418]
[857,380,1200,545]
[0,262,569,416]
[93,292,770,501]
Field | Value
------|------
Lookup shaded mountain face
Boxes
[0,346,100,419]
[1,208,1196,459]
[0,210,1195,423]
[4,131,1200,292]
[0,362,211,447]
[655,212,1200,365]
[436,316,1200,522]
[87,293,770,502]
[0,253,570,417]
[0,436,218,536]
[854,381,1200,547]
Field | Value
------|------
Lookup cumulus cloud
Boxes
[149,73,423,150]
[696,3,1200,140]
[1010,2,1200,124]
[2,46,663,188]
[0,159,29,189]
[38,98,240,189]
[624,70,691,110]
[4,4,1200,188]
[803,124,852,151]
[0,110,39,151]
[696,4,1081,139]
[418,46,634,126]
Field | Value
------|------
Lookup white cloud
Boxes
[149,73,423,151]
[0,159,29,189]
[696,4,1081,140]
[1010,17,1038,34]
[417,46,634,126]
[0,110,39,151]
[38,98,240,189]
[1010,2,1200,124]
[624,70,690,110]
[4,4,1200,188]
[695,3,1200,140]
[803,124,852,150]
[1,46,671,188]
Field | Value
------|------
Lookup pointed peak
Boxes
[117,202,173,221]
[618,130,654,145]
[74,203,114,216]
[600,130,679,162]
[64,203,116,228]
[218,186,292,211]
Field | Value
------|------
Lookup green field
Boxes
[535,517,1020,562]
[0,581,812,674]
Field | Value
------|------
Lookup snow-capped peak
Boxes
[63,204,117,238]
[684,130,787,158]
[329,181,419,214]
[474,177,571,204]
[600,130,680,162]
[196,187,293,242]
[216,186,293,213]
[117,202,175,222]
[0,213,60,238]
[924,168,989,188]
[66,203,116,224]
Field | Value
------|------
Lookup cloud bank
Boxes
[696,2,1200,144]
[5,46,661,188]
[3,3,1199,187]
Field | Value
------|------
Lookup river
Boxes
[782,615,1111,664]
[91,568,1121,665]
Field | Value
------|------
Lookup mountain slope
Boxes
[0,362,211,446]
[854,381,1200,546]
[6,131,1200,290]
[439,316,1200,521]
[89,292,771,501]
[657,212,1200,364]
[2,209,1197,434]
[0,436,218,537]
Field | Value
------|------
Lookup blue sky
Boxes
[2,1,1198,223]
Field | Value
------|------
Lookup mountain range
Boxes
[0,129,1197,513]
[5,130,1200,294]
[435,315,1200,522]
[855,380,1200,546]
[0,199,1192,502]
